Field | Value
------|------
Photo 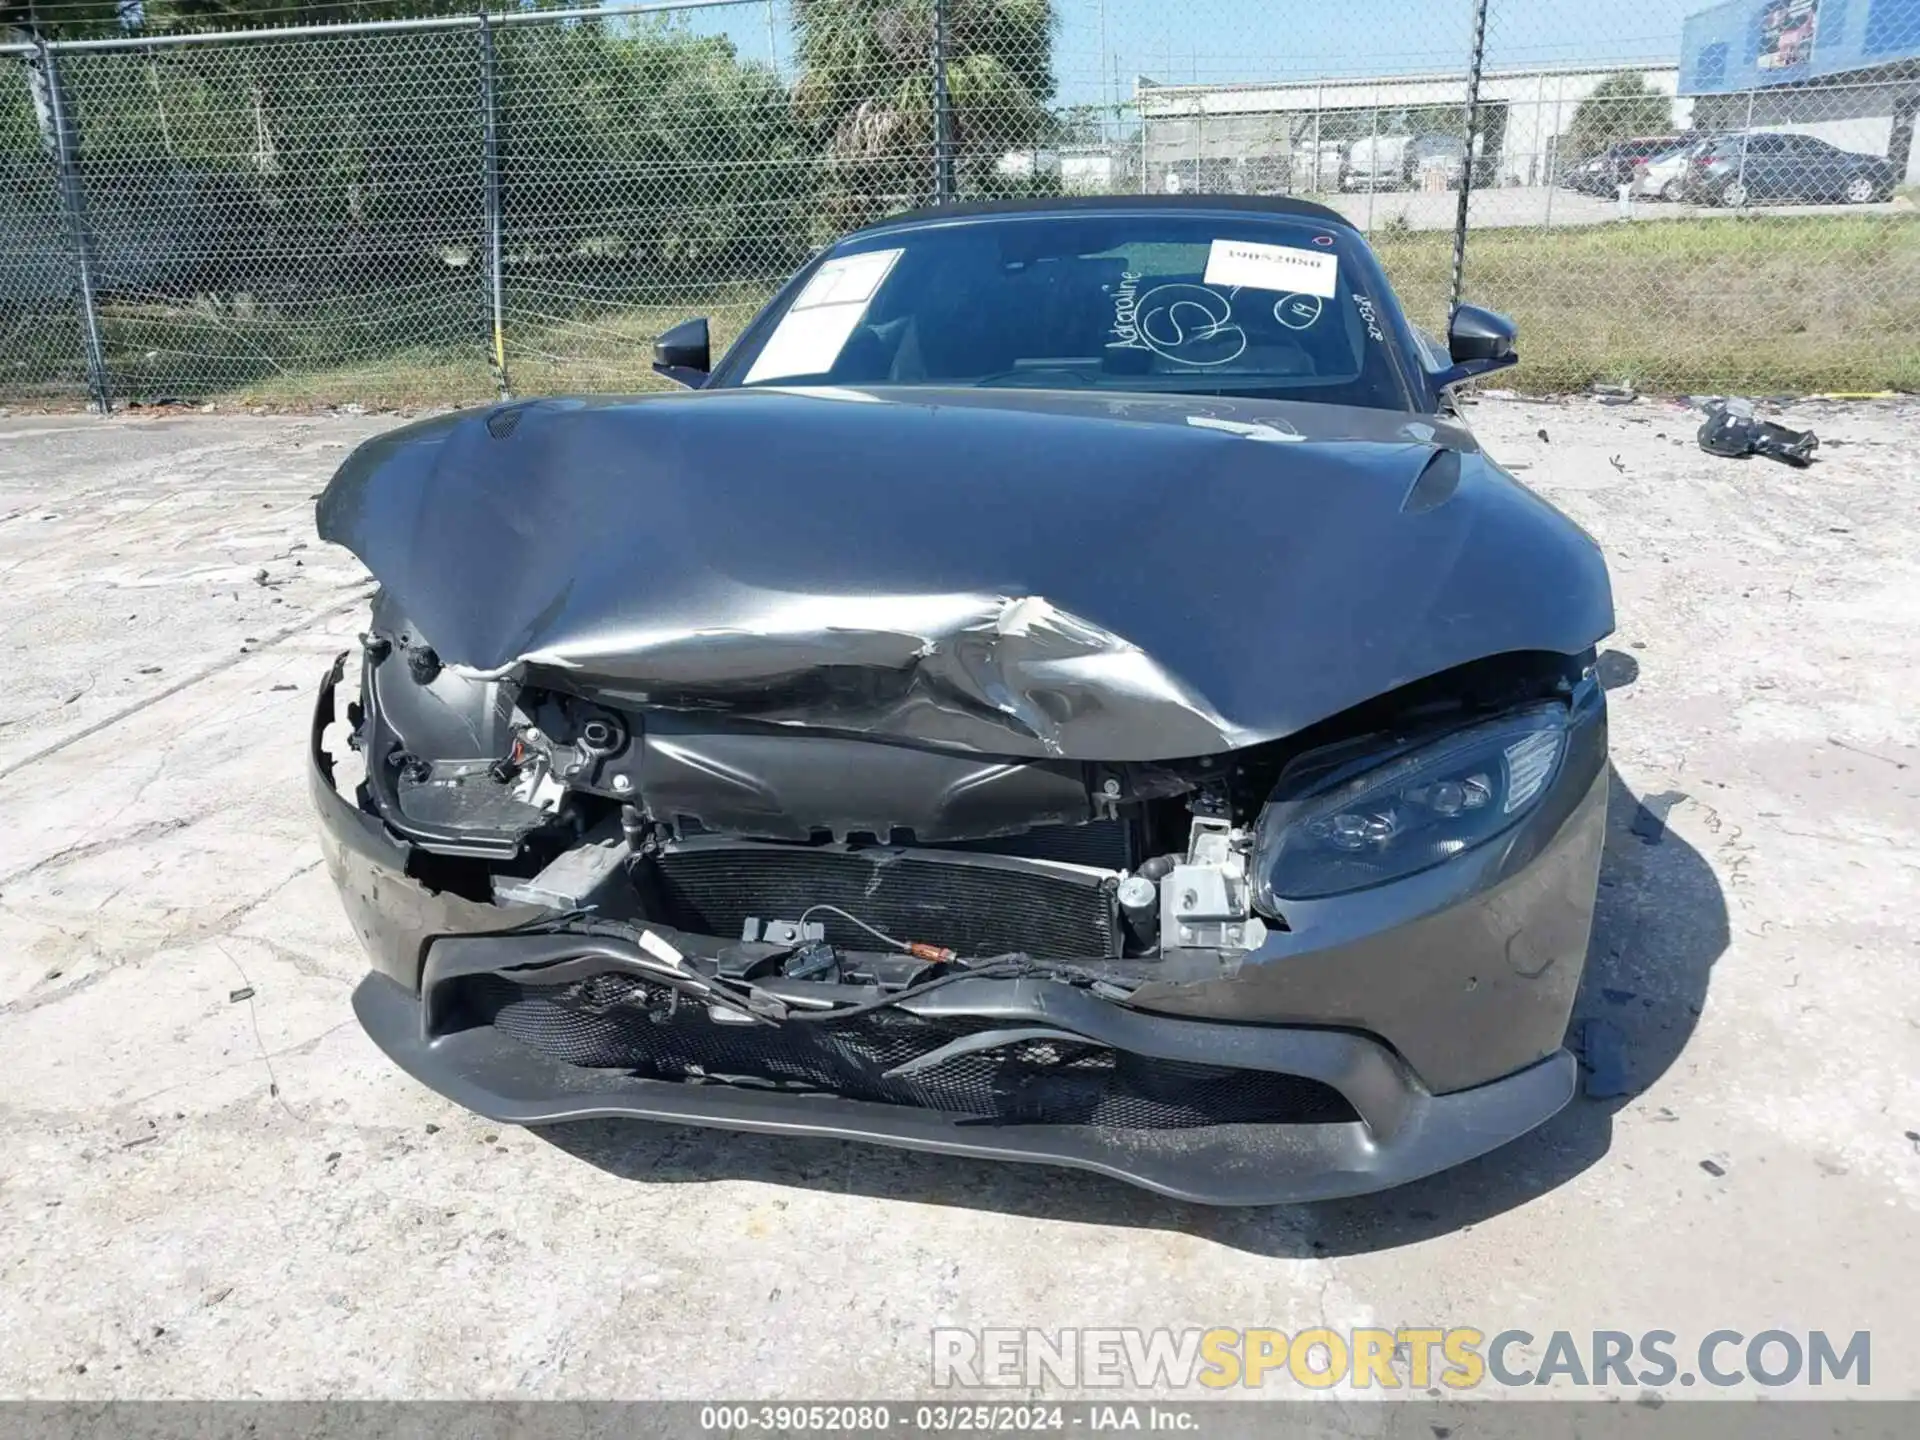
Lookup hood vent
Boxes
[1401,447,1461,514]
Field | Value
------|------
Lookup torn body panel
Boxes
[313,647,1604,1203]
[317,387,1612,760]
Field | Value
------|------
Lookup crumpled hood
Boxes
[317,386,1612,760]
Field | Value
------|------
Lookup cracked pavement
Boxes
[0,400,1916,1399]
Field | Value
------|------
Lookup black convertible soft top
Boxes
[857,192,1358,236]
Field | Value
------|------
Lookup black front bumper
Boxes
[314,657,1604,1206]
[353,963,1575,1207]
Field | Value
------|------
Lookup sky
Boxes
[657,0,1707,107]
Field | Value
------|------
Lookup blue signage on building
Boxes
[1681,0,1920,92]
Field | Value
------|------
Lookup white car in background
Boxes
[1633,139,1708,199]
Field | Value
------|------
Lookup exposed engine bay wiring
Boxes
[778,954,1040,1024]
[487,905,1119,1026]
[796,903,957,962]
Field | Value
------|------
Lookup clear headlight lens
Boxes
[1254,705,1568,904]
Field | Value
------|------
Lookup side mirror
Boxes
[1430,303,1517,390]
[652,317,711,388]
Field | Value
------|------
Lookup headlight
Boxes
[1254,704,1568,904]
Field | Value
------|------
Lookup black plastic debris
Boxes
[1700,1159,1727,1178]
[228,986,254,1003]
[782,940,839,981]
[1697,399,1818,467]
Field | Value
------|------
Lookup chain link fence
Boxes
[3,0,1916,408]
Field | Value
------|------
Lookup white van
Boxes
[1341,135,1412,191]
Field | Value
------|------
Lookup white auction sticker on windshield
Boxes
[746,247,902,382]
[794,247,901,307]
[1203,239,1338,298]
[744,304,870,383]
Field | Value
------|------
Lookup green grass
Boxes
[212,282,776,410]
[5,213,1917,409]
[1373,213,1920,394]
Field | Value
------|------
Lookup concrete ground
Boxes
[0,397,1915,1401]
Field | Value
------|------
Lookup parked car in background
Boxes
[1684,131,1900,206]
[1563,136,1686,195]
[1631,138,1712,199]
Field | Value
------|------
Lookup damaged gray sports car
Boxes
[311,196,1613,1204]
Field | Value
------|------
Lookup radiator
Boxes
[646,841,1122,959]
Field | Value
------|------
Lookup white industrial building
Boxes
[1134,63,1688,195]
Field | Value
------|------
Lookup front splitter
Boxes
[354,971,1576,1206]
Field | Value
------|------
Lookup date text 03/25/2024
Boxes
[696,1404,1196,1432]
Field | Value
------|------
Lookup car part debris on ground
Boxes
[1696,399,1819,466]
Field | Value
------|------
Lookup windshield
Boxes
[715,213,1418,411]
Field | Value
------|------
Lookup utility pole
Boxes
[930,0,955,203]
[38,39,112,413]
[1449,0,1491,315]
[478,14,509,399]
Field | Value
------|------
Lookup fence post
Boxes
[478,13,509,399]
[1311,85,1322,194]
[1735,89,1755,203]
[1448,0,1491,317]
[930,0,955,204]
[1365,88,1378,234]
[1543,71,1563,226]
[38,41,112,414]
[1139,85,1149,193]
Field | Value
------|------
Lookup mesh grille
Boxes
[461,973,1357,1131]
[649,845,1121,959]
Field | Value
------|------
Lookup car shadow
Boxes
[536,763,1726,1256]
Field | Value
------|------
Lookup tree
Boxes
[1564,72,1674,160]
[792,0,1053,230]
[498,21,811,278]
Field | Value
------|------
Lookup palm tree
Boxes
[792,0,1053,229]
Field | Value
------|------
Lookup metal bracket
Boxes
[1161,817,1268,951]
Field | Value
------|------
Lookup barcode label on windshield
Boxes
[1203,239,1338,298]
